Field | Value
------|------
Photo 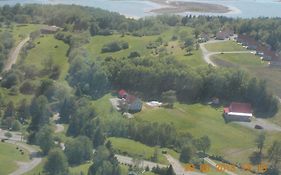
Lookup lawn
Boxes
[108,137,179,165]
[211,53,267,68]
[205,40,247,52]
[84,27,205,67]
[69,162,92,175]
[23,35,69,80]
[12,24,46,44]
[0,142,30,175]
[135,103,281,163]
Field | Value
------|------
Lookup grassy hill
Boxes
[84,27,205,67]
[135,103,281,163]
[0,142,30,175]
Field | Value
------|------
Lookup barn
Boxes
[224,102,253,122]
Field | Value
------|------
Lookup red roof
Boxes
[118,89,127,97]
[229,102,252,113]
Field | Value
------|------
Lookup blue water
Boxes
[0,0,281,18]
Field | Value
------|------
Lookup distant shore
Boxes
[148,0,231,14]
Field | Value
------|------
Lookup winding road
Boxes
[0,37,42,175]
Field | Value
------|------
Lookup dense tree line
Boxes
[0,32,14,72]
[65,50,278,116]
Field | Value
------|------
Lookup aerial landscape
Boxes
[0,0,281,175]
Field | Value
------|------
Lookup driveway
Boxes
[199,39,251,67]
[115,154,167,170]
[204,157,238,175]
[234,118,281,132]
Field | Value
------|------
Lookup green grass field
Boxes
[84,27,205,67]
[12,24,46,44]
[0,142,30,175]
[205,40,247,52]
[108,137,179,165]
[135,103,281,163]
[23,35,69,80]
[211,53,267,68]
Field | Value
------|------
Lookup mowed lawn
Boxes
[211,53,267,68]
[12,24,46,44]
[205,40,247,52]
[23,35,69,80]
[135,103,281,163]
[108,137,179,165]
[0,142,30,175]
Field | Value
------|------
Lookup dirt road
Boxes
[3,37,30,72]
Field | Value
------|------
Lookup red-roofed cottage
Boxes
[224,102,253,122]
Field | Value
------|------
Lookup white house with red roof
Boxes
[224,102,253,122]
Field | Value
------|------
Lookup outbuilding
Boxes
[224,102,253,122]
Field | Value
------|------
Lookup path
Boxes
[115,154,167,170]
[204,157,238,175]
[3,37,30,72]
[0,129,42,175]
[164,154,205,175]
[52,113,64,133]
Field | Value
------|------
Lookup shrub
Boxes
[101,41,129,53]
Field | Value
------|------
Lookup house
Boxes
[40,26,60,34]
[117,90,142,113]
[216,31,228,40]
[216,28,234,40]
[118,89,128,99]
[223,102,253,122]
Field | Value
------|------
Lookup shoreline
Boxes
[147,0,232,14]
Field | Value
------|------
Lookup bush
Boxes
[128,51,141,58]
[101,41,129,53]
[20,81,35,94]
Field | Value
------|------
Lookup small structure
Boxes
[146,101,162,107]
[224,102,253,122]
[125,95,142,113]
[216,31,228,40]
[40,25,60,34]
[216,28,234,40]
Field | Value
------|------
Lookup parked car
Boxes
[254,125,263,129]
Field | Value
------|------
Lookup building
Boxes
[40,26,60,34]
[216,31,228,40]
[216,28,234,40]
[118,90,142,113]
[223,102,253,122]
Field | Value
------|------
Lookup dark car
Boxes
[254,125,263,129]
